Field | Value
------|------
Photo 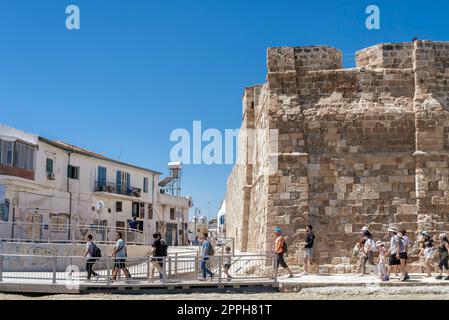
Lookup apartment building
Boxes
[0,124,192,245]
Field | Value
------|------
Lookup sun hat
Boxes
[439,233,447,238]
[375,240,384,246]
[362,226,369,231]
[388,226,397,233]
[420,231,431,238]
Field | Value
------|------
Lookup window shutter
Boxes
[116,170,122,192]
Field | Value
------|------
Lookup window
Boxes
[116,201,122,212]
[50,214,68,233]
[1,140,13,165]
[148,204,153,219]
[67,165,79,179]
[170,208,175,220]
[13,141,35,170]
[132,202,139,217]
[116,171,130,195]
[143,177,148,193]
[98,166,107,187]
[139,202,145,218]
[0,199,9,222]
[46,158,54,174]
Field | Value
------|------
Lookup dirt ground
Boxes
[1,286,449,300]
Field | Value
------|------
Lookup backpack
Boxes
[160,239,169,256]
[92,243,102,258]
[352,243,360,257]
[282,240,288,253]
[370,239,378,252]
[207,242,215,256]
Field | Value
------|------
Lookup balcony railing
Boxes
[95,181,142,197]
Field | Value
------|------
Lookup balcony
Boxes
[95,181,142,198]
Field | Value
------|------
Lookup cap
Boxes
[275,227,282,233]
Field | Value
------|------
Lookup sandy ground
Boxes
[1,286,449,300]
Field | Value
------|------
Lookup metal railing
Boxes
[95,181,142,198]
[0,252,278,285]
[0,221,146,245]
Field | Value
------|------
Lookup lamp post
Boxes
[194,208,201,243]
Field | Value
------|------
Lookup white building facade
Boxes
[0,124,192,245]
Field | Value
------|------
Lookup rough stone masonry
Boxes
[225,40,449,273]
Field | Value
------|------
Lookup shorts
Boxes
[439,258,449,270]
[151,257,164,268]
[399,252,407,260]
[114,258,126,269]
[364,251,375,265]
[389,254,401,266]
[276,253,288,268]
[224,263,231,270]
[304,248,313,258]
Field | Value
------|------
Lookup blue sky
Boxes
[1,0,449,220]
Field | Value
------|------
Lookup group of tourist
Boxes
[352,226,449,281]
[83,231,234,282]
[83,231,169,282]
[272,224,449,282]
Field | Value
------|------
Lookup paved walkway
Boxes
[2,272,449,295]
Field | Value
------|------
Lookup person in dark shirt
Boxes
[147,232,168,282]
[302,225,317,276]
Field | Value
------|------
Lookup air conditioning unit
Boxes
[47,173,55,180]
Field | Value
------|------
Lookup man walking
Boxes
[110,232,131,281]
[274,227,294,278]
[84,234,99,281]
[384,226,407,281]
[147,232,168,282]
[302,225,316,275]
[200,233,214,281]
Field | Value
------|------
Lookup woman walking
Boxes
[436,233,449,280]
[418,231,435,277]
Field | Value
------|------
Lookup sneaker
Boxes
[94,274,100,281]
[404,274,410,280]
[444,276,449,280]
[381,276,389,281]
[436,275,443,280]
[288,274,294,278]
[199,278,207,281]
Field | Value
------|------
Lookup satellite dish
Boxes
[96,200,105,211]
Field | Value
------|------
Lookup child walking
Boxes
[223,246,233,281]
[376,241,386,280]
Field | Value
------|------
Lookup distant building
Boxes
[217,201,225,237]
[0,124,192,245]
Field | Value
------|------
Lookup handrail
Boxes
[0,252,277,284]
[0,221,147,244]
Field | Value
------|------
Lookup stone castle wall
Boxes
[226,40,449,272]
